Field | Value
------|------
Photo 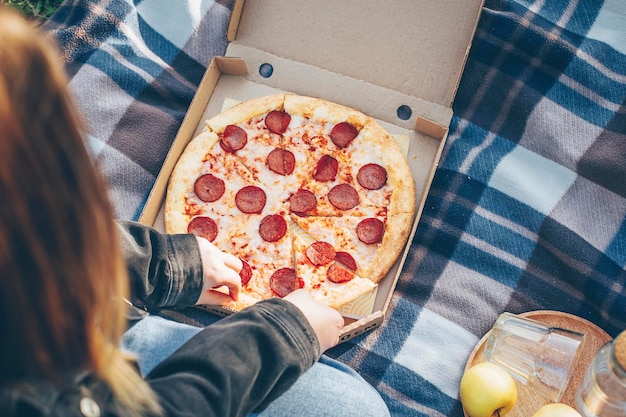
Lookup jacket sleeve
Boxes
[145,298,321,417]
[115,220,203,310]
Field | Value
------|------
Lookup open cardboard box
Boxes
[139,0,485,342]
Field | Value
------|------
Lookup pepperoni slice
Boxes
[330,122,358,148]
[265,110,291,134]
[334,251,357,271]
[221,125,247,152]
[266,148,295,176]
[356,218,384,244]
[239,260,252,286]
[259,214,287,242]
[328,184,359,210]
[194,174,225,202]
[313,155,338,182]
[219,139,234,153]
[357,163,387,190]
[270,267,298,297]
[289,189,317,215]
[235,185,266,214]
[187,217,218,242]
[305,241,336,266]
[327,263,355,283]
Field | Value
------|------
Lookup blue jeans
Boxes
[121,315,390,417]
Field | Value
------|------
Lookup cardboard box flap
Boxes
[229,0,484,108]
[224,43,452,129]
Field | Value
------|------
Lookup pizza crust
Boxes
[206,93,285,134]
[369,212,414,282]
[284,94,369,131]
[314,278,376,309]
[164,129,220,234]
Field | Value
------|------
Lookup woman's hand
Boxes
[193,237,344,352]
[284,289,345,353]
[194,236,242,306]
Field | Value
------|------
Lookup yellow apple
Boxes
[460,362,517,417]
[531,403,582,417]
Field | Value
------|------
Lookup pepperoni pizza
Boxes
[165,94,416,311]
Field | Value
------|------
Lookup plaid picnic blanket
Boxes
[44,1,626,416]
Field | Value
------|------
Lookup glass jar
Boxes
[574,330,626,417]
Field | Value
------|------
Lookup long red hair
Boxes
[0,7,160,416]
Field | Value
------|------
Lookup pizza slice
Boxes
[291,119,415,218]
[291,212,413,283]
[292,232,376,309]
[205,93,310,204]
[217,209,295,311]
[165,128,257,235]
[338,119,416,217]
[281,94,373,215]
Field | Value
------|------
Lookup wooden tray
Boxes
[464,311,612,417]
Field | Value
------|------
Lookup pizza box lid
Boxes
[226,0,484,128]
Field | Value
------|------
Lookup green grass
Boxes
[3,0,64,21]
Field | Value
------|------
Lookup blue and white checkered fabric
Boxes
[45,0,232,220]
[44,1,626,416]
